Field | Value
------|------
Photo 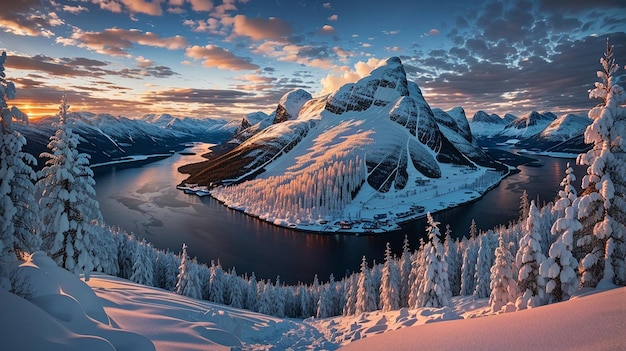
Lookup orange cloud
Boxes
[231,15,292,42]
[57,27,188,56]
[319,25,336,35]
[185,45,259,70]
[320,58,384,94]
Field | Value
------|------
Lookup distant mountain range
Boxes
[16,112,235,168]
[469,110,592,154]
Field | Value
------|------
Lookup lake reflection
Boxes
[94,144,586,284]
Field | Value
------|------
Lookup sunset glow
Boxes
[1,0,624,120]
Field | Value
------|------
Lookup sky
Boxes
[0,0,625,121]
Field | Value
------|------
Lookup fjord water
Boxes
[93,143,586,284]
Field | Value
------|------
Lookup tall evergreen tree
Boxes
[209,260,225,304]
[516,201,547,309]
[473,233,495,299]
[0,51,40,259]
[38,95,103,279]
[129,238,154,286]
[489,234,518,313]
[460,237,478,296]
[540,164,581,302]
[398,234,412,307]
[416,213,451,308]
[355,255,377,314]
[444,226,462,296]
[379,242,400,311]
[576,39,626,287]
[175,244,202,299]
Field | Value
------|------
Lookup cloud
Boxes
[63,5,89,14]
[427,28,440,36]
[318,25,336,35]
[57,27,188,56]
[0,0,60,37]
[320,58,384,94]
[412,32,626,116]
[230,15,292,42]
[252,41,334,69]
[104,0,163,16]
[185,45,259,70]
[538,0,626,12]
[323,3,332,9]
[141,87,253,105]
[328,14,338,21]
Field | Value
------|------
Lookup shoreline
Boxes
[177,166,514,235]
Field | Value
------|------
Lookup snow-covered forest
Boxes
[1,41,625,346]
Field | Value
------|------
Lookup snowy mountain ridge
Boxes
[179,57,508,232]
[15,112,235,167]
[469,110,592,152]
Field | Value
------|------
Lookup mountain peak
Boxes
[325,56,409,114]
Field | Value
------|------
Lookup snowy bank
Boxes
[3,253,623,351]
[340,287,626,351]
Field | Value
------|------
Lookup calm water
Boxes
[93,143,586,284]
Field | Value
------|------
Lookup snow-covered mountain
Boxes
[16,112,234,167]
[180,57,507,232]
[469,110,591,153]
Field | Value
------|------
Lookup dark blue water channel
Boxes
[93,143,586,285]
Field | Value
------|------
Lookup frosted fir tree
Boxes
[174,244,202,299]
[540,165,581,302]
[38,95,103,280]
[519,190,530,222]
[398,234,412,307]
[444,227,462,296]
[379,242,400,311]
[415,213,451,308]
[460,237,478,296]
[209,260,225,304]
[576,39,626,287]
[408,238,426,307]
[245,272,258,312]
[129,238,154,286]
[342,273,357,316]
[515,201,547,309]
[355,255,377,314]
[227,267,244,308]
[473,233,495,299]
[489,234,518,313]
[0,51,40,259]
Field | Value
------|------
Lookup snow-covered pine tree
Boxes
[460,236,478,296]
[408,238,426,307]
[342,273,357,316]
[540,164,581,302]
[515,201,547,309]
[489,233,518,313]
[0,51,40,259]
[444,226,462,296]
[398,234,412,307]
[379,242,400,311]
[473,233,495,299]
[576,39,626,287]
[245,272,258,312]
[355,255,377,314]
[272,276,286,317]
[519,190,530,222]
[227,267,244,308]
[129,238,154,286]
[209,260,225,304]
[38,95,103,280]
[415,213,451,308]
[174,244,202,299]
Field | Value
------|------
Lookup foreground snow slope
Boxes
[2,252,623,351]
[340,287,626,351]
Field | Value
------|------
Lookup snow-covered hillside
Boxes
[2,252,623,351]
[15,112,234,167]
[180,57,508,233]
